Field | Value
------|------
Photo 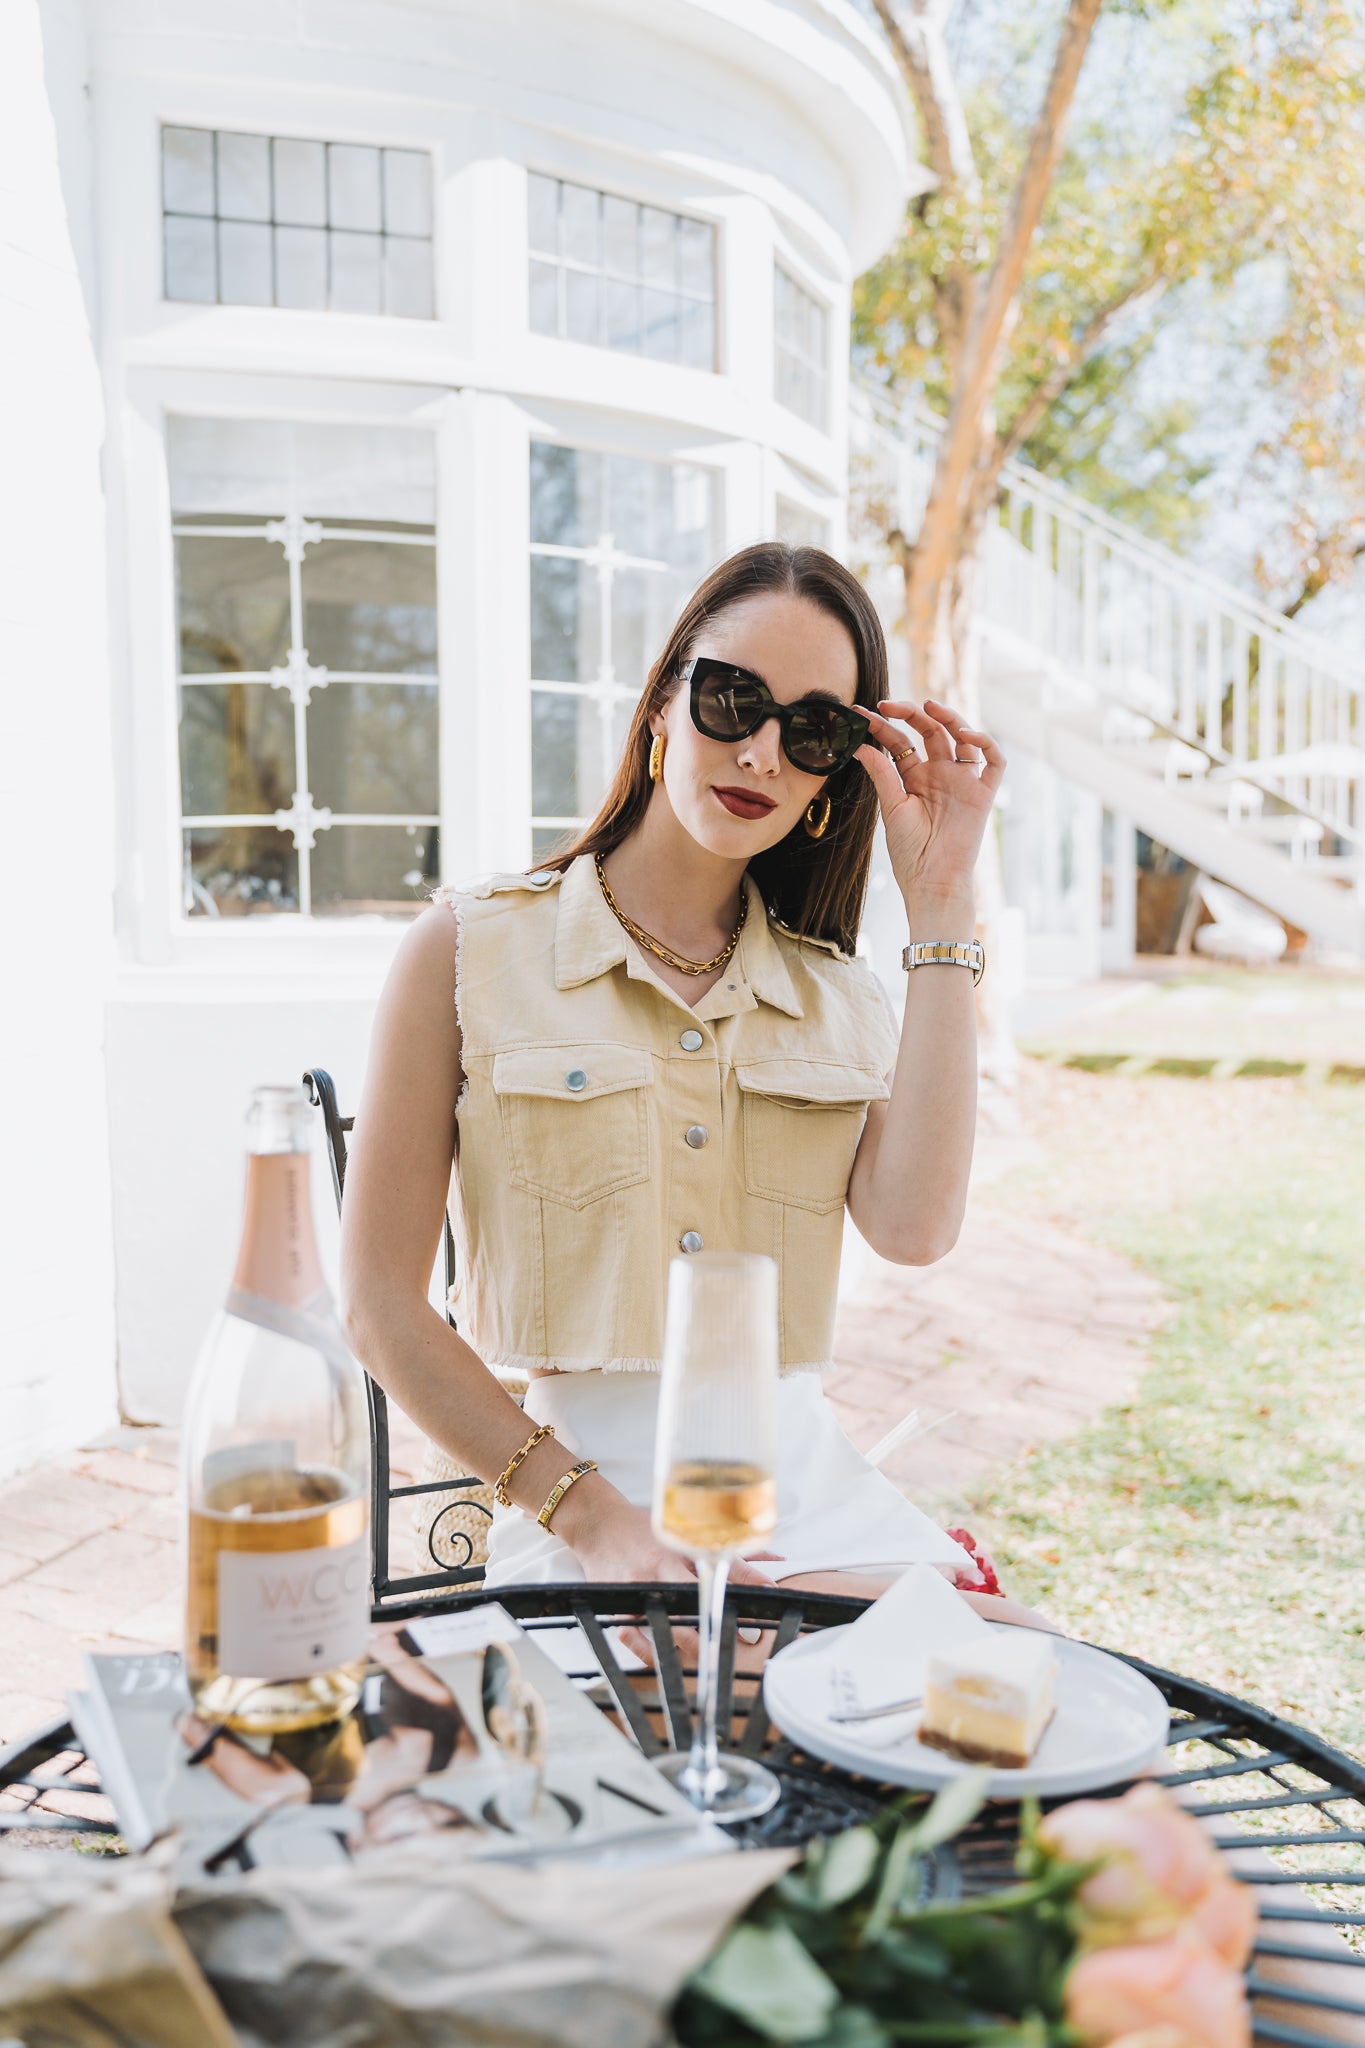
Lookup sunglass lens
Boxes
[786,706,853,772]
[697,672,766,737]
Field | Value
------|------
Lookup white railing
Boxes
[850,387,1365,844]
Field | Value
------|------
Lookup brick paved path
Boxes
[0,1149,1165,1749]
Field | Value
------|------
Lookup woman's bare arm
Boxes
[339,902,771,1583]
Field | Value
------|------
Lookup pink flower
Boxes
[1038,1782,1256,1968]
[1066,1930,1251,2048]
[1105,2033,1209,2048]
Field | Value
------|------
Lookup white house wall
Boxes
[51,0,919,1427]
[1,0,120,1475]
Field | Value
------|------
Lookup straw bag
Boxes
[412,1366,527,1572]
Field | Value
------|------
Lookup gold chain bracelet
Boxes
[495,1422,556,1508]
[537,1459,599,1531]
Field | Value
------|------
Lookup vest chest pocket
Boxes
[493,1044,653,1209]
[736,1058,889,1215]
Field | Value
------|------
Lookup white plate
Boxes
[763,1625,1170,1799]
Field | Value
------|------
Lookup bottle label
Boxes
[217,1535,369,1682]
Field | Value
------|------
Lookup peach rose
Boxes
[1066,1930,1251,2048]
[1105,2033,1208,2048]
[1038,1782,1256,1967]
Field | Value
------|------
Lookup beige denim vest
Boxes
[440,855,898,1376]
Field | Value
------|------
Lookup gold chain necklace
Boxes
[594,853,748,977]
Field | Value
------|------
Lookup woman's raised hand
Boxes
[856,698,1005,912]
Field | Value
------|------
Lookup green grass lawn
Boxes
[973,1064,1365,1762]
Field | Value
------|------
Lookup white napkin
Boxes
[825,1565,991,1750]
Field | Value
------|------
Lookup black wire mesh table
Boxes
[3,1583,1363,2045]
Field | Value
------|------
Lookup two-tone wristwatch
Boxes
[903,938,985,986]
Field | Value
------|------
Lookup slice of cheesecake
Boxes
[919,1630,1057,1769]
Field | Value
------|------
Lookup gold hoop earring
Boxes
[804,793,832,840]
[648,733,666,783]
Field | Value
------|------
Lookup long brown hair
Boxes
[533,542,887,954]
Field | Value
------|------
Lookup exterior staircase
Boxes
[851,391,1365,957]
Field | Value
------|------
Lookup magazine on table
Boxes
[70,1602,715,1879]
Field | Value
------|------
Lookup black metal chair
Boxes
[303,1068,493,1607]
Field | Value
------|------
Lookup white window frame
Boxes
[773,260,831,432]
[525,426,726,856]
[119,370,476,974]
[159,124,437,319]
[525,169,719,373]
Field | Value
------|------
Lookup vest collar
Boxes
[554,854,803,1018]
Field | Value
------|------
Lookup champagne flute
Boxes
[651,1251,782,1822]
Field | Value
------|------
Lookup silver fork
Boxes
[828,1693,922,1724]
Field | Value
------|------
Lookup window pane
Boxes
[185,826,298,916]
[678,296,713,371]
[530,557,598,682]
[163,128,216,215]
[273,138,326,226]
[532,691,591,817]
[329,144,383,231]
[527,172,559,255]
[680,218,713,298]
[310,823,437,914]
[640,287,679,362]
[308,682,438,813]
[564,269,599,345]
[605,279,640,353]
[611,568,659,691]
[640,207,677,290]
[532,825,576,862]
[179,681,295,815]
[301,538,436,673]
[329,229,383,313]
[218,220,273,306]
[275,224,328,310]
[176,537,291,674]
[165,214,217,302]
[561,182,599,266]
[529,258,560,335]
[217,132,271,220]
[603,195,638,276]
[530,442,595,546]
[775,496,830,550]
[382,149,432,236]
[384,236,433,319]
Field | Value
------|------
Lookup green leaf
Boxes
[805,2007,892,2048]
[779,1826,882,1911]
[689,1921,840,2043]
[902,1768,991,1855]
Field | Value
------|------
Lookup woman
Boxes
[342,542,1029,1621]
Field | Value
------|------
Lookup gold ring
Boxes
[892,747,915,764]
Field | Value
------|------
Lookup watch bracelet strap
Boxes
[537,1459,599,1531]
[903,938,984,986]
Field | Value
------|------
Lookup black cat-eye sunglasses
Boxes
[682,657,872,776]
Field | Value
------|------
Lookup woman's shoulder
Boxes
[766,915,898,1041]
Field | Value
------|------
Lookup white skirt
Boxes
[483,1371,972,1589]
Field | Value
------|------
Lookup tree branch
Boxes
[870,0,979,197]
[996,275,1166,466]
[1281,535,1365,619]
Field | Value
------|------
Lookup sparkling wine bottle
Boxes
[182,1084,371,1733]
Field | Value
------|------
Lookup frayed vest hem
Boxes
[484,1353,834,1379]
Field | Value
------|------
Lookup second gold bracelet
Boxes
[537,1459,599,1532]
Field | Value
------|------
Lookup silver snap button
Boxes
[684,1125,709,1149]
[679,1231,704,1254]
[679,1028,704,1051]
[565,1069,587,1091]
